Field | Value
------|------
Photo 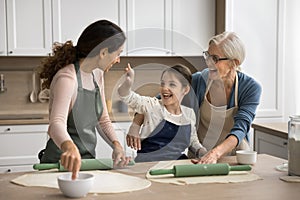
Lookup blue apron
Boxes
[40,61,102,163]
[135,119,191,162]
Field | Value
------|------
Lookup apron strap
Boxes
[205,72,239,107]
[74,61,99,90]
[234,72,238,107]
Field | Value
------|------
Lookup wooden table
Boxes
[0,154,299,200]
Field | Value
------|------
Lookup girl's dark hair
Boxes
[161,64,192,87]
[38,19,126,89]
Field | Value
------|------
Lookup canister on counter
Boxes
[288,115,300,176]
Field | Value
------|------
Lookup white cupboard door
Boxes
[172,0,215,56]
[52,0,124,46]
[126,0,172,56]
[0,125,48,167]
[0,0,6,56]
[6,0,52,56]
[225,0,284,119]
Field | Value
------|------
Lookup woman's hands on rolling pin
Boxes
[60,140,81,180]
[112,141,131,167]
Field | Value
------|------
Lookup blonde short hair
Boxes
[209,32,245,71]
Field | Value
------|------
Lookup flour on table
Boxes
[11,170,151,194]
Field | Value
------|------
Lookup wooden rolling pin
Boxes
[33,158,135,171]
[149,163,251,177]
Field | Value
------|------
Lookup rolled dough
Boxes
[11,170,151,194]
[146,160,262,185]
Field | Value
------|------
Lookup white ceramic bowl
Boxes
[236,150,257,165]
[57,173,94,198]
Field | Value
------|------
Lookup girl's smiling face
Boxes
[160,71,189,110]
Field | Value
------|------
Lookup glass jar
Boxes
[288,115,300,176]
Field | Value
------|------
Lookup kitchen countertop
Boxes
[0,109,49,125]
[0,112,132,125]
[252,122,288,139]
[0,115,49,125]
[1,154,299,200]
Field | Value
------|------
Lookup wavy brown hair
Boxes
[38,19,126,89]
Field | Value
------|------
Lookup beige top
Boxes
[48,64,118,148]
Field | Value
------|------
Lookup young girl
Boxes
[118,64,207,162]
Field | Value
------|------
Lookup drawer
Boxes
[0,124,48,133]
[0,125,48,166]
[254,130,288,159]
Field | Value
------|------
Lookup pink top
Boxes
[48,64,118,149]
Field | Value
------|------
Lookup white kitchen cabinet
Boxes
[126,0,215,56]
[225,0,285,120]
[126,0,172,56]
[254,131,288,159]
[96,122,135,159]
[4,0,52,56]
[52,0,126,47]
[172,0,215,56]
[0,124,48,173]
[1,0,215,57]
[0,0,6,56]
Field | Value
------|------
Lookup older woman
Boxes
[191,31,262,164]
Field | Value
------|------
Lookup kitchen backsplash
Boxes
[0,56,206,118]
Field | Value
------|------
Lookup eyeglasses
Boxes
[203,51,230,64]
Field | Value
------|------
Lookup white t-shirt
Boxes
[120,91,205,154]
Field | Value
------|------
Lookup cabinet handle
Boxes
[9,51,13,54]
[5,128,11,132]
[283,142,288,146]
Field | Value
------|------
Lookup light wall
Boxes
[284,0,300,118]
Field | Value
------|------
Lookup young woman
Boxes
[118,64,207,162]
[38,19,130,179]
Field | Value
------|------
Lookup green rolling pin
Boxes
[33,158,135,171]
[149,163,251,177]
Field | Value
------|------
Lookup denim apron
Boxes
[198,73,250,155]
[40,62,102,163]
[135,119,191,162]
